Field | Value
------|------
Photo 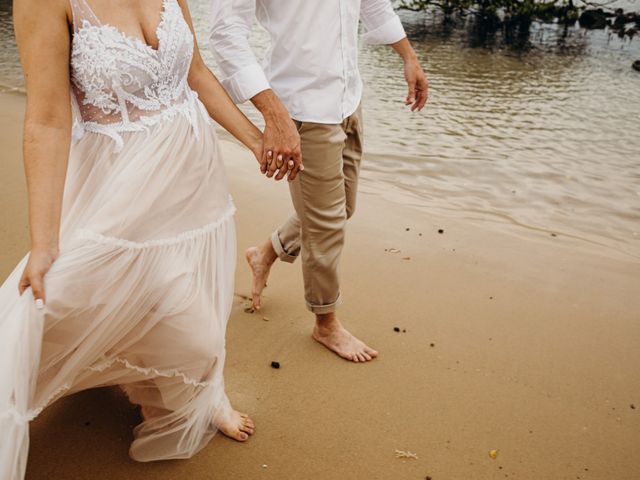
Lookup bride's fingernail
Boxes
[35,298,44,309]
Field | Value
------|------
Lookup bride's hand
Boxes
[251,140,265,171]
[19,246,59,307]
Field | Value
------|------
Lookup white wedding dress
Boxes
[0,1,237,478]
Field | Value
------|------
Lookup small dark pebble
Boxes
[426,477,432,480]
[430,343,435,347]
[406,227,410,231]
[631,403,636,409]
[270,361,280,369]
[394,327,400,332]
[499,466,503,470]
[419,233,423,236]
[551,233,557,237]
[489,296,493,300]
[84,421,91,426]
[438,229,444,234]
[402,329,407,333]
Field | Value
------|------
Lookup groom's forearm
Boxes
[250,89,291,123]
[390,37,418,63]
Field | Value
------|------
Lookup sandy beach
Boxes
[1,91,639,479]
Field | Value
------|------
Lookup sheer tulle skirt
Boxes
[0,108,236,479]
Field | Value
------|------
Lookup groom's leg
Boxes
[342,104,363,221]
[287,122,348,313]
[271,214,301,263]
[270,103,363,266]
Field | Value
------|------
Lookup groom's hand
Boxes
[404,57,428,112]
[251,90,303,182]
[391,38,429,112]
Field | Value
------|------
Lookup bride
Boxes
[1,0,299,478]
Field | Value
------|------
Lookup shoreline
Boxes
[2,92,639,479]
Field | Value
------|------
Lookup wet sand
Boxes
[1,91,639,479]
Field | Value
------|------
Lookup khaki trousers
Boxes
[270,105,363,314]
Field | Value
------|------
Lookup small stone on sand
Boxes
[262,317,269,322]
[394,327,400,332]
[438,229,444,234]
[430,343,435,347]
[631,404,636,409]
[489,449,498,459]
[271,361,280,369]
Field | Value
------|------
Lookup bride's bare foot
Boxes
[216,410,255,442]
[245,241,277,311]
[312,313,379,363]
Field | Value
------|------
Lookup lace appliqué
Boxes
[69,0,205,151]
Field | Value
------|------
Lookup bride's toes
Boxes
[217,410,255,442]
[240,423,254,435]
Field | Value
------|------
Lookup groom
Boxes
[210,0,428,363]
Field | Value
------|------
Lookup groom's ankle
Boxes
[315,312,339,329]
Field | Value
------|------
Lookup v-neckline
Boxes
[82,0,168,53]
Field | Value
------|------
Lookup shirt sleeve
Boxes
[209,0,270,103]
[360,0,407,45]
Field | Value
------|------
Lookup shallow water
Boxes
[1,1,639,258]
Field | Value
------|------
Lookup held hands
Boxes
[259,116,303,182]
[19,246,59,307]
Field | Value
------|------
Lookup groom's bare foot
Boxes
[216,410,255,442]
[312,313,379,363]
[245,240,277,310]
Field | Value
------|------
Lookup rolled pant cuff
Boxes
[271,230,298,264]
[306,294,342,314]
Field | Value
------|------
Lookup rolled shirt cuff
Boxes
[362,15,407,45]
[220,63,271,104]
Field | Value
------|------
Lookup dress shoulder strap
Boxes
[69,0,102,32]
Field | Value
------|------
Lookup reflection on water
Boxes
[1,1,639,258]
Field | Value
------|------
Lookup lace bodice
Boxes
[69,0,204,150]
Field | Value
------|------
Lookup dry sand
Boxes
[1,91,639,480]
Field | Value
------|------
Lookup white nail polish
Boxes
[35,298,44,310]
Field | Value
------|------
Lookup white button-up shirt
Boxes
[209,0,406,123]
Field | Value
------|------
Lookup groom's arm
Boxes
[360,0,429,111]
[209,0,302,181]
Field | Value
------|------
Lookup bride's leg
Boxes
[122,298,254,462]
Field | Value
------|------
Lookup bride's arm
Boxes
[176,0,265,169]
[13,0,73,304]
